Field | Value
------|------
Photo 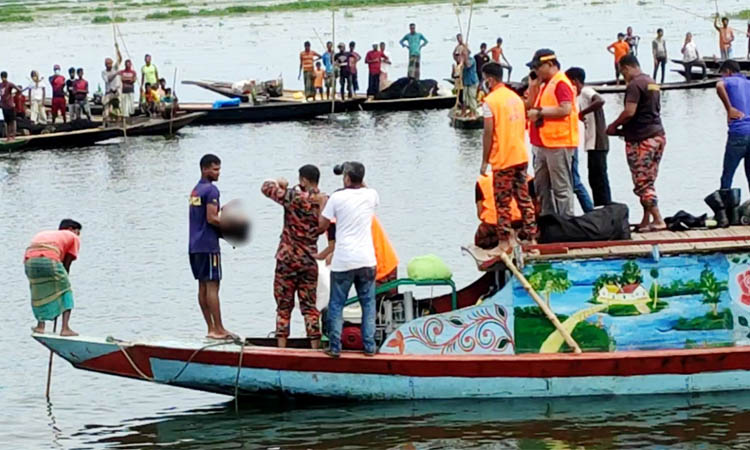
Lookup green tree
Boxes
[699,266,721,316]
[528,264,572,307]
[621,261,643,285]
[650,268,659,308]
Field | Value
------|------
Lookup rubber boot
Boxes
[704,191,729,228]
[720,188,742,226]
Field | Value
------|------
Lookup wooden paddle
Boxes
[45,318,57,399]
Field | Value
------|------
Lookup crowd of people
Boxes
[0,50,177,141]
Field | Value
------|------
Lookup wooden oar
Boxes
[45,318,58,399]
[169,67,178,136]
[498,251,583,354]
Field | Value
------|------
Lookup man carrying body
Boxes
[189,154,235,340]
[716,60,750,195]
[318,162,379,357]
[714,15,735,60]
[334,42,353,100]
[607,33,630,85]
[261,165,324,349]
[321,41,335,100]
[1,72,21,141]
[140,54,159,94]
[49,65,67,124]
[348,41,361,95]
[652,28,667,84]
[479,62,537,250]
[566,67,611,207]
[365,43,385,98]
[119,59,138,117]
[102,44,123,122]
[299,41,320,102]
[607,54,666,232]
[490,38,512,82]
[400,23,428,80]
[524,49,579,218]
[72,68,92,121]
[25,219,82,337]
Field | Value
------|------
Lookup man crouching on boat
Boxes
[25,219,82,336]
[261,165,324,349]
[317,162,379,358]
[479,62,537,251]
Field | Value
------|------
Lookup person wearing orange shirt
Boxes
[479,62,537,249]
[714,15,735,60]
[607,33,630,85]
[490,37,513,82]
[299,41,321,102]
[313,61,325,100]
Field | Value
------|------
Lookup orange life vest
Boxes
[371,216,398,281]
[477,174,524,225]
[533,70,579,148]
[484,84,528,170]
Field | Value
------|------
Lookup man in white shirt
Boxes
[102,43,123,121]
[318,161,379,357]
[681,32,706,81]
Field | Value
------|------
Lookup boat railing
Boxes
[344,278,458,311]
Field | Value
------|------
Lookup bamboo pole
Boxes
[169,67,178,136]
[498,252,583,354]
[45,318,58,399]
[330,0,336,116]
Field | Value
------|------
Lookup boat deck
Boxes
[465,226,750,270]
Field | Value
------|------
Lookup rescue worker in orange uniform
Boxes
[478,62,537,250]
[524,49,579,218]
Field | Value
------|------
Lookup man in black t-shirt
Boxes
[474,43,490,82]
[606,54,666,233]
[334,42,352,99]
[65,67,76,119]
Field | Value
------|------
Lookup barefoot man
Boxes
[25,219,82,336]
[189,154,235,339]
[479,62,537,250]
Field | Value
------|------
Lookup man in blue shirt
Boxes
[321,41,334,100]
[461,50,479,118]
[717,59,750,191]
[189,154,235,339]
[399,23,428,80]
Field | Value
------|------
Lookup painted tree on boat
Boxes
[650,268,659,308]
[700,266,721,317]
[621,261,643,285]
[527,264,571,308]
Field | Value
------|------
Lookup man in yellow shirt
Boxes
[140,54,159,93]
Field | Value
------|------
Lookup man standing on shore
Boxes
[607,54,666,232]
[715,60,750,193]
[525,49,579,217]
[318,162,379,358]
[189,154,235,340]
[261,165,324,349]
[400,23,428,80]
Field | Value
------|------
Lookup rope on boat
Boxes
[233,338,246,413]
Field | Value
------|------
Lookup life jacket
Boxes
[533,70,579,148]
[484,84,528,170]
[477,173,526,225]
[371,216,398,281]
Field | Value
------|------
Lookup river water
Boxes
[3,0,750,448]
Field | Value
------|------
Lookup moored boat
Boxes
[362,95,457,112]
[592,77,717,94]
[33,226,750,401]
[179,100,361,125]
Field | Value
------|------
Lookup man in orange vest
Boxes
[479,62,537,250]
[524,49,579,218]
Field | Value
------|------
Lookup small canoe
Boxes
[179,100,355,125]
[448,111,483,129]
[674,57,750,71]
[592,78,717,94]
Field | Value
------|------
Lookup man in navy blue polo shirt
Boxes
[189,154,235,339]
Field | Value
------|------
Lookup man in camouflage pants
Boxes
[261,165,325,348]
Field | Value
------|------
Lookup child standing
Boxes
[29,71,47,125]
[13,86,26,120]
[313,61,324,100]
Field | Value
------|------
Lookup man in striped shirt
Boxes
[299,41,321,102]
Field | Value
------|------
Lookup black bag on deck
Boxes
[538,203,630,244]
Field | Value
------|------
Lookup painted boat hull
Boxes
[33,334,750,400]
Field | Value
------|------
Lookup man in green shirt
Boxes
[140,54,159,94]
[399,23,428,80]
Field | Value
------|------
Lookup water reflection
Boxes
[74,391,750,449]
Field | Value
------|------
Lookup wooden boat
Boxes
[592,77,717,94]
[183,79,284,103]
[678,57,750,71]
[124,112,205,136]
[362,95,457,112]
[33,226,750,401]
[179,100,360,125]
[448,110,483,129]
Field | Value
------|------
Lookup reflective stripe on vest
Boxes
[534,71,579,148]
[478,174,498,225]
[485,84,528,170]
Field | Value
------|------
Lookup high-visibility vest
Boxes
[477,174,525,225]
[371,216,398,281]
[484,84,528,170]
[533,71,579,148]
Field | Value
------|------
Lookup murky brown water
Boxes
[3,0,750,448]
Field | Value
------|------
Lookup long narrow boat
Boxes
[33,226,750,400]
[362,95,457,112]
[124,112,205,136]
[672,57,750,72]
[593,77,717,94]
[183,80,253,102]
[179,100,362,125]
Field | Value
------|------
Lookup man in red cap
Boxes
[49,64,67,124]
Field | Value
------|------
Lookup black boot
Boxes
[704,191,729,228]
[720,189,742,226]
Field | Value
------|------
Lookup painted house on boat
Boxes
[597,283,649,303]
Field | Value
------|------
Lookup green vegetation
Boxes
[732,9,750,20]
[145,8,191,19]
[0,14,33,23]
[674,309,733,331]
[514,306,612,353]
[34,5,69,12]
[0,3,33,22]
[606,300,667,316]
[526,263,571,308]
[92,15,127,23]
[700,266,722,316]
[685,339,734,349]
